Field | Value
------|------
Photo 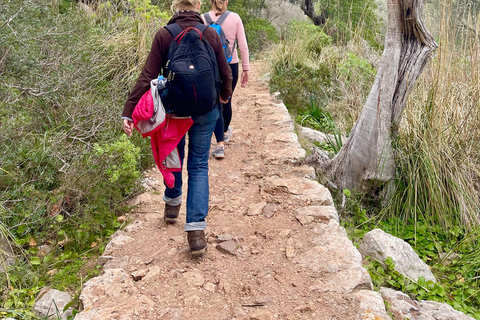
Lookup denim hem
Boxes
[163,194,182,206]
[184,221,207,231]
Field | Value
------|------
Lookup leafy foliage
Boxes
[318,0,383,49]
[269,20,378,135]
[0,0,163,316]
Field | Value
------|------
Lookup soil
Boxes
[83,61,368,320]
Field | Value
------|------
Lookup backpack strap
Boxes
[202,13,213,25]
[164,23,184,39]
[215,10,231,26]
[194,23,208,34]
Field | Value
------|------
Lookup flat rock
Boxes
[261,177,333,205]
[216,241,237,255]
[247,201,267,216]
[75,269,154,320]
[183,271,205,287]
[381,287,474,320]
[295,223,372,293]
[217,234,234,242]
[263,203,277,218]
[360,229,436,283]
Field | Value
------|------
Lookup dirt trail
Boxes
[75,61,387,320]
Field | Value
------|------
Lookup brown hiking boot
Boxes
[187,230,207,256]
[164,203,181,224]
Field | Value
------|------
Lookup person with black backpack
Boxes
[121,0,233,257]
[202,0,250,159]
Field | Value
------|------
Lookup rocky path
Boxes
[75,61,391,320]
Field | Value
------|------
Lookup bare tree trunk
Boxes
[301,0,327,26]
[313,0,438,191]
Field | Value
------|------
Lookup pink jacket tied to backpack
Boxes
[132,78,193,188]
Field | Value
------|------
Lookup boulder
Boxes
[359,229,436,283]
[33,288,73,320]
[381,287,474,320]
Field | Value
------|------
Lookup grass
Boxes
[384,2,480,229]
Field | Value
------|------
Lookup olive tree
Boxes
[307,0,438,192]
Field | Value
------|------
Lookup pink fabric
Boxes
[132,89,193,188]
[203,11,250,71]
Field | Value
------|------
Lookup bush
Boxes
[269,21,378,134]
[0,0,163,316]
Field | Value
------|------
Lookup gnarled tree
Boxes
[301,0,327,26]
[308,0,438,192]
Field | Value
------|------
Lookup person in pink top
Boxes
[202,0,250,159]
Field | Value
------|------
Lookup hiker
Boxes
[202,0,250,159]
[122,0,233,256]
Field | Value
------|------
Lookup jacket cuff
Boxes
[122,116,133,122]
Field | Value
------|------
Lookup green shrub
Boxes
[269,21,377,134]
[0,0,160,316]
[244,17,279,55]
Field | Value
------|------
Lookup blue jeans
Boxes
[163,107,219,231]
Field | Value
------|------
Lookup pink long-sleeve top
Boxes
[203,10,250,71]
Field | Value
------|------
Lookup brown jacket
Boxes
[122,11,233,119]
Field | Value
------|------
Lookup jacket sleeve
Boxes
[205,28,233,100]
[122,30,166,119]
[235,15,250,71]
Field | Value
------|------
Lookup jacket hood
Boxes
[168,11,203,25]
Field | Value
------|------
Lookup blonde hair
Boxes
[211,0,227,15]
[171,0,201,13]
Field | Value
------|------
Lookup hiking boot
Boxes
[211,145,225,159]
[224,126,233,143]
[187,230,207,256]
[164,203,181,224]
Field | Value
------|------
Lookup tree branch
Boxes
[0,7,22,30]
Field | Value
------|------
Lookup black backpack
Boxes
[163,23,220,117]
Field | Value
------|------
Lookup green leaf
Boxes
[405,284,416,291]
[56,214,64,222]
[30,257,41,265]
[343,189,351,197]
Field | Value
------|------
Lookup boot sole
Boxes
[164,217,178,224]
[191,246,207,257]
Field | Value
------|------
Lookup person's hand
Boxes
[220,97,229,104]
[241,70,249,87]
[123,119,134,137]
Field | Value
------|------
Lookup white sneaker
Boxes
[224,126,233,143]
[211,145,225,159]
